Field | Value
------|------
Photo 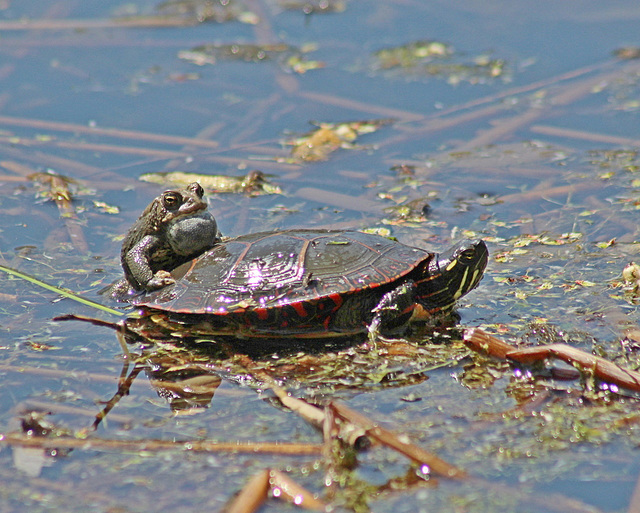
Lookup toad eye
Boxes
[163,192,182,209]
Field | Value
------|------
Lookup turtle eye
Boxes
[459,248,476,262]
[163,192,182,210]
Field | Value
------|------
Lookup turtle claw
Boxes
[367,317,405,343]
[367,318,381,343]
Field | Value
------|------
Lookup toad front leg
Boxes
[123,235,175,291]
[368,280,419,341]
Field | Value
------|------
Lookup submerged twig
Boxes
[0,363,122,384]
[455,59,640,151]
[330,402,467,480]
[294,187,382,213]
[0,114,219,149]
[509,344,640,392]
[0,433,323,455]
[627,470,640,513]
[90,364,145,433]
[257,372,325,429]
[434,59,613,118]
[268,470,326,510]
[298,90,424,122]
[20,399,133,427]
[225,469,270,513]
[52,313,123,330]
[9,137,189,160]
[464,328,640,393]
[224,469,326,513]
[255,368,465,479]
[498,182,598,204]
[0,16,219,31]
[0,142,102,176]
[531,124,640,147]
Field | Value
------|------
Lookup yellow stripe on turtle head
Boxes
[453,267,469,299]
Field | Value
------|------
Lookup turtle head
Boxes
[418,239,488,312]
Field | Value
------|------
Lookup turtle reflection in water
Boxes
[107,183,488,340]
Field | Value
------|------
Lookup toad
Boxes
[105,182,220,299]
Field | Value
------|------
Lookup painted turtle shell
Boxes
[133,229,487,338]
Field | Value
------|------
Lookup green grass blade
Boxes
[0,263,125,317]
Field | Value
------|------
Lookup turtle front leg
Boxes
[368,281,418,341]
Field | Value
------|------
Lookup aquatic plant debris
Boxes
[178,43,324,73]
[622,262,640,293]
[372,40,508,84]
[139,170,282,196]
[613,46,640,60]
[278,0,346,15]
[283,119,394,163]
[155,0,259,24]
[25,170,92,252]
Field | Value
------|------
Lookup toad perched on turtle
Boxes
[110,183,488,339]
[105,182,220,298]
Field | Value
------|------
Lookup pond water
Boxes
[1,1,640,512]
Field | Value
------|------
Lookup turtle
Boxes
[111,183,488,339]
[132,236,487,340]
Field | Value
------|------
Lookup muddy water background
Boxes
[1,1,640,512]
